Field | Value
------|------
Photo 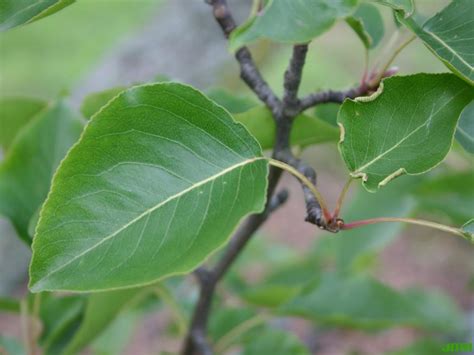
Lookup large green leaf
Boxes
[63,288,144,354]
[398,0,474,84]
[229,0,358,51]
[280,273,462,332]
[235,106,339,150]
[456,100,474,153]
[0,101,84,242]
[0,0,75,32]
[347,3,384,49]
[0,97,47,151]
[29,83,268,292]
[338,74,473,192]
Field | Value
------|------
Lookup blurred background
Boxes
[1,0,472,354]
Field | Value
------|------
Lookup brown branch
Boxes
[299,67,399,111]
[283,44,309,116]
[299,85,367,111]
[183,3,333,353]
[206,0,281,116]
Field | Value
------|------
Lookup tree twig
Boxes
[206,0,281,115]
[283,44,309,116]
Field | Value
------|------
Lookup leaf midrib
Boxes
[34,156,265,284]
[353,89,466,174]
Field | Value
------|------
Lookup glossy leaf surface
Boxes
[229,0,358,51]
[30,83,268,292]
[0,101,83,242]
[338,74,473,192]
[399,0,474,84]
[0,0,75,32]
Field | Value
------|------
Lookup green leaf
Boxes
[90,311,140,355]
[209,307,257,345]
[0,0,76,32]
[338,74,473,192]
[398,0,474,85]
[280,273,462,332]
[461,219,474,243]
[241,284,301,308]
[370,0,413,15]
[347,3,384,49]
[314,102,339,127]
[229,0,359,51]
[414,171,474,225]
[243,328,310,355]
[29,83,268,292]
[0,101,84,243]
[0,97,47,151]
[456,100,474,153]
[63,288,144,354]
[39,294,85,354]
[206,88,257,114]
[80,87,127,119]
[235,106,339,150]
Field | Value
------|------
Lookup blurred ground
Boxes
[1,0,472,354]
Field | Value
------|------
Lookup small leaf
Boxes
[461,219,474,243]
[80,87,127,119]
[338,74,473,192]
[455,100,474,153]
[0,97,47,151]
[370,0,413,16]
[0,0,76,32]
[347,3,384,49]
[398,0,474,84]
[235,106,339,150]
[29,83,268,292]
[243,328,310,355]
[0,101,84,242]
[63,288,145,354]
[229,0,358,51]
